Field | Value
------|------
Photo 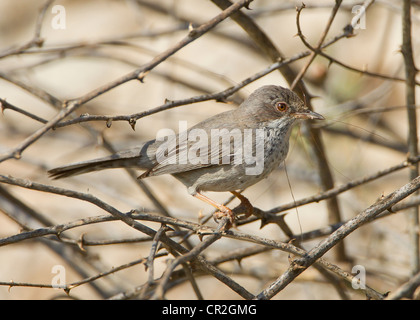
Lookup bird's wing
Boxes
[139,110,244,178]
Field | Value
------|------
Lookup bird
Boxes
[48,85,324,227]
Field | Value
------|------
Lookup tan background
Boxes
[0,0,419,299]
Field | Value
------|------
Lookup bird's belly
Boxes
[174,165,263,192]
[174,130,290,193]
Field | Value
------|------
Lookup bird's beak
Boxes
[292,110,324,120]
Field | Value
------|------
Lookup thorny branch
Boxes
[0,0,253,163]
[402,0,420,276]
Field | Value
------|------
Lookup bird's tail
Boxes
[48,144,155,179]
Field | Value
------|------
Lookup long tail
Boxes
[48,144,155,179]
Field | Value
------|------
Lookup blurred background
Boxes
[0,0,419,299]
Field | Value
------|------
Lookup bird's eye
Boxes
[275,102,288,112]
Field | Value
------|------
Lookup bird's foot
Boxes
[193,192,235,229]
[213,206,235,228]
[231,191,254,218]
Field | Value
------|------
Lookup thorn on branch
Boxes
[276,56,284,63]
[293,32,303,39]
[244,0,253,10]
[327,59,334,69]
[77,233,87,252]
[259,216,268,229]
[196,228,206,242]
[188,22,195,35]
[387,206,396,214]
[8,281,14,293]
[236,257,243,267]
[137,71,149,83]
[188,22,198,37]
[215,97,228,103]
[129,118,136,131]
[13,151,22,160]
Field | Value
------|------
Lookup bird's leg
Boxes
[231,191,254,218]
[193,192,235,226]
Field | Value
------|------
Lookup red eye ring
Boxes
[275,102,288,112]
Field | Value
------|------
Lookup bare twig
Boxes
[291,1,343,90]
[255,174,420,299]
[139,224,170,299]
[402,0,420,276]
[0,0,53,59]
[151,217,231,299]
[387,271,420,299]
[0,174,253,299]
[0,0,253,163]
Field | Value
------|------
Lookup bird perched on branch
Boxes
[49,85,324,228]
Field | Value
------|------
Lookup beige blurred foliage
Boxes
[0,0,419,300]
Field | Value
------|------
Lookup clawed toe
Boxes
[231,191,254,218]
[213,208,235,227]
[193,192,236,228]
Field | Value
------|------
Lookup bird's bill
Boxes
[292,110,324,120]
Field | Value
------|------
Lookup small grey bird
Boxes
[49,85,324,225]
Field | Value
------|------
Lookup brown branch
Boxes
[139,224,172,299]
[151,217,231,299]
[0,51,311,130]
[0,173,387,299]
[265,155,420,215]
[0,256,152,294]
[291,1,342,90]
[0,0,53,59]
[402,0,420,276]
[255,174,420,299]
[211,0,348,261]
[0,174,254,299]
[0,0,253,163]
[387,271,420,299]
